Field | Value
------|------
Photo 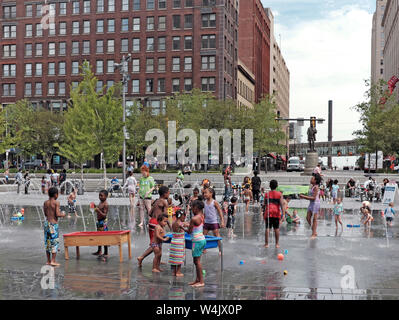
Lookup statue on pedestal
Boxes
[307,123,317,152]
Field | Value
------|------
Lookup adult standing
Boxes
[263,180,286,248]
[138,166,155,228]
[15,169,23,194]
[51,169,60,188]
[251,171,262,204]
[45,169,52,192]
[24,170,31,194]
[346,178,356,198]
[127,162,134,174]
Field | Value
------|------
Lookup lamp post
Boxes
[115,54,131,185]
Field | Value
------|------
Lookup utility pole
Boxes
[115,54,131,185]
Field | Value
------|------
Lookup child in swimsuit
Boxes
[152,213,170,273]
[169,210,189,277]
[333,197,344,231]
[67,188,78,218]
[299,174,321,239]
[242,184,252,214]
[92,190,109,260]
[384,202,396,227]
[203,188,224,254]
[188,200,206,288]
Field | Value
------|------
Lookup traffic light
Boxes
[310,117,317,128]
[289,123,295,139]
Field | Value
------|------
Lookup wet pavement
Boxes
[1,195,399,300]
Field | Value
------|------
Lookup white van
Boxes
[287,157,301,172]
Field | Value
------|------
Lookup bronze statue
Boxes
[307,124,317,152]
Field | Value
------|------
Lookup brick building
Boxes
[238,0,270,103]
[0,0,238,112]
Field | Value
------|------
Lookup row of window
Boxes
[3,0,217,19]
[2,77,216,97]
[3,13,215,39]
[2,35,216,58]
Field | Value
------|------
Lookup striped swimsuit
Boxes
[192,216,206,258]
[169,224,186,266]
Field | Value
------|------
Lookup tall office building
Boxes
[371,0,387,85]
[0,0,239,111]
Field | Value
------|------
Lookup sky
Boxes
[261,0,375,143]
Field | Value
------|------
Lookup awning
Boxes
[281,156,287,162]
[268,153,277,159]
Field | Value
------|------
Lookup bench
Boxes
[63,230,132,262]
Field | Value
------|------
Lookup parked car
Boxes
[287,157,301,172]
[24,159,44,170]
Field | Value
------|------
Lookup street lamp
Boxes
[114,54,131,185]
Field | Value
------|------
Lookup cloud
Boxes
[274,5,372,142]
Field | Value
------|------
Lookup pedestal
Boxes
[301,151,319,176]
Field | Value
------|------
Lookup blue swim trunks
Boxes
[44,221,59,254]
[192,240,206,258]
[96,219,108,231]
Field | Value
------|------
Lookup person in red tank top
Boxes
[262,180,286,248]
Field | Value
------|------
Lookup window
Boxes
[147,0,155,9]
[173,0,181,8]
[173,37,181,50]
[96,60,104,74]
[3,84,16,96]
[48,23,56,36]
[36,43,43,56]
[36,24,43,37]
[146,58,154,72]
[147,37,154,51]
[201,56,216,70]
[3,5,16,18]
[106,80,114,90]
[158,16,166,30]
[184,36,192,50]
[107,19,115,32]
[133,38,140,52]
[3,25,16,38]
[35,63,43,76]
[122,0,129,10]
[132,59,140,72]
[185,0,193,7]
[159,0,167,9]
[26,24,33,37]
[60,2,67,15]
[158,79,165,92]
[59,82,66,95]
[48,62,56,75]
[203,0,216,5]
[59,22,67,35]
[72,21,80,34]
[184,14,193,28]
[201,77,215,91]
[158,58,166,72]
[121,18,129,32]
[71,81,79,90]
[73,1,80,14]
[158,37,166,51]
[26,5,33,17]
[132,80,140,93]
[107,39,115,53]
[72,41,79,55]
[59,42,66,55]
[107,60,114,73]
[83,1,91,13]
[202,14,216,27]
[172,57,180,71]
[83,41,91,54]
[25,83,32,96]
[36,4,43,17]
[121,39,129,52]
[133,17,141,31]
[48,43,56,56]
[147,16,155,30]
[184,57,192,71]
[25,64,33,76]
[108,0,115,12]
[173,15,181,29]
[59,62,66,75]
[97,0,104,12]
[3,64,16,77]
[202,35,216,48]
[48,82,55,95]
[172,79,180,92]
[83,20,91,34]
[184,78,192,91]
[96,40,104,53]
[97,20,104,33]
[96,81,103,93]
[35,82,42,96]
[4,44,17,57]
[72,61,79,74]
[133,0,141,10]
[146,79,154,92]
